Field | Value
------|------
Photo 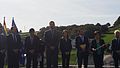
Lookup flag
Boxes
[12,17,18,32]
[3,17,8,36]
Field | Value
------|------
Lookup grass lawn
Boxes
[102,33,114,44]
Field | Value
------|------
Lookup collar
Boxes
[79,35,84,38]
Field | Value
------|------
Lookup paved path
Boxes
[19,55,115,68]
[20,65,118,68]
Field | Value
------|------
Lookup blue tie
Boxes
[117,39,119,45]
[81,36,84,43]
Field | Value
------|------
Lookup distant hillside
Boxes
[37,23,110,39]
[113,16,120,27]
[20,16,120,40]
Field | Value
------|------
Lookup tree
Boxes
[113,16,120,27]
[106,23,110,27]
[96,23,101,26]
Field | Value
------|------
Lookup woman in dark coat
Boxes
[60,30,72,68]
[91,31,106,68]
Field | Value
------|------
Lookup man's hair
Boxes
[49,21,55,25]
[11,27,14,30]
[29,28,35,33]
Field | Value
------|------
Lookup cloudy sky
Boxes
[0,0,120,32]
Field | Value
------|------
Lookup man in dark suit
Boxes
[75,28,89,68]
[7,27,22,68]
[0,25,6,68]
[44,21,60,68]
[38,39,45,68]
[25,28,39,68]
[111,30,120,68]
[37,30,45,68]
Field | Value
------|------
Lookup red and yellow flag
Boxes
[3,17,8,36]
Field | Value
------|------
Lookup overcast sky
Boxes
[0,0,120,32]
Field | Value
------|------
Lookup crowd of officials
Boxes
[0,21,120,68]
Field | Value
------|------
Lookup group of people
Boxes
[0,21,120,68]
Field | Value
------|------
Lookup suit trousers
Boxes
[77,51,88,68]
[0,53,5,68]
[8,51,19,68]
[46,49,58,68]
[113,53,120,68]
[26,53,38,68]
[62,52,70,68]
[93,54,104,68]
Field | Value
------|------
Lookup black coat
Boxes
[60,38,72,53]
[25,35,40,54]
[75,36,89,53]
[91,39,105,55]
[44,29,60,51]
[38,39,45,55]
[111,38,120,54]
[0,35,6,50]
[7,34,22,51]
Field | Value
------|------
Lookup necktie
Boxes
[31,37,33,45]
[81,36,84,43]
[13,35,17,42]
[117,39,119,45]
[51,30,54,39]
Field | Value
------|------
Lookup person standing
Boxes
[44,21,60,68]
[111,30,120,68]
[75,28,89,68]
[25,28,39,68]
[7,27,22,68]
[60,30,72,68]
[91,31,106,68]
[37,30,45,68]
[19,41,25,67]
[0,25,6,68]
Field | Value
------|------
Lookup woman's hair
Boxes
[114,30,119,35]
[94,31,101,36]
[62,30,69,38]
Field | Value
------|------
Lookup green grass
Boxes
[102,33,114,44]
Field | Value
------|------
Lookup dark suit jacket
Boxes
[0,34,6,50]
[60,38,72,53]
[7,33,22,51]
[91,39,105,55]
[75,36,89,53]
[25,35,39,54]
[38,39,45,55]
[44,29,60,51]
[111,38,120,54]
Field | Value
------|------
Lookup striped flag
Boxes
[3,17,8,36]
